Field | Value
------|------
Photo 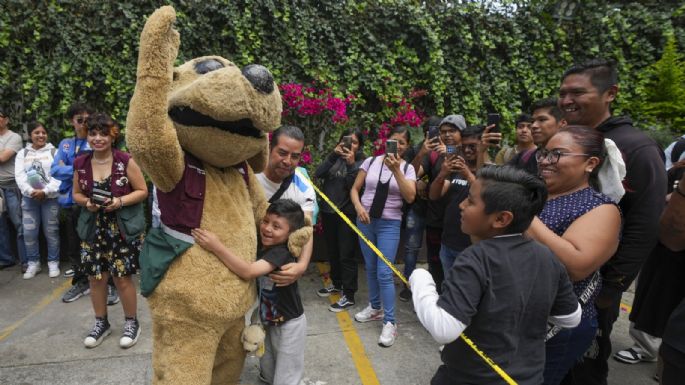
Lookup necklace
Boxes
[93,157,112,165]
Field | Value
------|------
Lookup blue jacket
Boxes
[50,137,91,207]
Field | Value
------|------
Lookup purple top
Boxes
[359,156,415,221]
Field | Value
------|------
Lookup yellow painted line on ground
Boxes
[0,279,72,342]
[316,262,380,385]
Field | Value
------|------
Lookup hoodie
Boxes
[596,116,667,300]
[14,143,61,199]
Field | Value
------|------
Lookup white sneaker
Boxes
[23,262,41,279]
[354,304,384,323]
[48,261,60,278]
[378,322,397,347]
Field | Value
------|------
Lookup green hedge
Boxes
[1,1,684,147]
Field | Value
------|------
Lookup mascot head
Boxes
[168,56,281,170]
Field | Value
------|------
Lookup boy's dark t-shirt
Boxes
[440,174,471,251]
[258,244,304,325]
[435,235,577,385]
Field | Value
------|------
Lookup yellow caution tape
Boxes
[296,168,518,385]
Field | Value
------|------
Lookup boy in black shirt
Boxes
[193,199,306,385]
[410,166,581,385]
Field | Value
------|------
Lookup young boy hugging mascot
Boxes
[126,6,312,384]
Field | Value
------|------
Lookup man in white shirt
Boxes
[255,125,315,285]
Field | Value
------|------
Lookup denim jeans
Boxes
[402,207,425,279]
[544,315,598,385]
[0,187,26,265]
[21,196,60,263]
[439,243,463,279]
[357,218,401,324]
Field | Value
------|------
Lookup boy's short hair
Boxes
[531,97,563,121]
[266,199,305,232]
[477,165,548,234]
[66,102,94,119]
[462,125,484,140]
[515,113,533,126]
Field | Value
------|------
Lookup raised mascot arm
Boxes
[125,5,185,192]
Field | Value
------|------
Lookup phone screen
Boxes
[428,126,440,140]
[385,140,398,155]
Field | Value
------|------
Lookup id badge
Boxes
[259,276,275,291]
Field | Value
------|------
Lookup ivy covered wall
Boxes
[1,0,684,145]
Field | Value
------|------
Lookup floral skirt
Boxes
[81,210,142,279]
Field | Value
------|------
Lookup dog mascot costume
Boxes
[126,6,311,384]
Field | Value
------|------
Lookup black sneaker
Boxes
[119,317,141,348]
[317,285,341,298]
[399,287,412,302]
[329,295,355,312]
[84,317,111,348]
[63,268,75,278]
[62,281,90,303]
[107,284,120,306]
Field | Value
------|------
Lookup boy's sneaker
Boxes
[119,317,141,348]
[84,317,111,348]
[63,268,75,278]
[107,284,120,306]
[399,287,412,302]
[378,322,397,347]
[329,295,355,312]
[62,281,90,303]
[354,304,384,323]
[317,285,341,297]
[48,261,60,278]
[23,262,41,279]
[613,347,657,364]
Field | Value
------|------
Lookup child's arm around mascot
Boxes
[125,6,312,385]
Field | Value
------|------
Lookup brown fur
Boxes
[125,6,308,384]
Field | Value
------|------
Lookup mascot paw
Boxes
[139,5,180,76]
[287,216,313,257]
[242,324,266,357]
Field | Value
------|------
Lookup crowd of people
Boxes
[1,58,684,385]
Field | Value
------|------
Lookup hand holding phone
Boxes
[486,113,502,146]
[385,139,398,156]
[342,135,353,151]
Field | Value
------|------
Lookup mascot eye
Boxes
[194,59,225,75]
[242,64,274,94]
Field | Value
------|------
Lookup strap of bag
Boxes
[269,174,294,203]
[545,270,600,341]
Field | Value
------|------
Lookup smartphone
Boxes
[445,145,463,160]
[385,139,398,156]
[428,125,440,140]
[91,187,112,206]
[342,135,353,151]
[487,113,501,133]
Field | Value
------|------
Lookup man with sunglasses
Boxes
[0,106,26,270]
[557,59,667,385]
[51,103,118,305]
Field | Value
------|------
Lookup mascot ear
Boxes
[247,141,269,173]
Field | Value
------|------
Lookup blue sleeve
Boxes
[50,140,73,181]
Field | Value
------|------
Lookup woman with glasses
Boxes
[526,126,622,384]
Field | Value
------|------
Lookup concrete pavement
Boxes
[0,262,658,385]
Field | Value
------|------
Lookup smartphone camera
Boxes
[385,140,398,156]
[445,145,462,159]
[342,135,353,151]
[428,125,440,140]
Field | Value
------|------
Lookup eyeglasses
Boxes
[462,143,477,151]
[535,149,590,165]
[75,115,87,124]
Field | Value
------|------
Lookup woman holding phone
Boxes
[72,113,148,349]
[350,125,416,347]
[314,129,365,312]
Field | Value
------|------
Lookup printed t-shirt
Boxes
[258,244,304,325]
[256,172,316,214]
[440,174,471,251]
[359,156,416,221]
[435,235,578,385]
